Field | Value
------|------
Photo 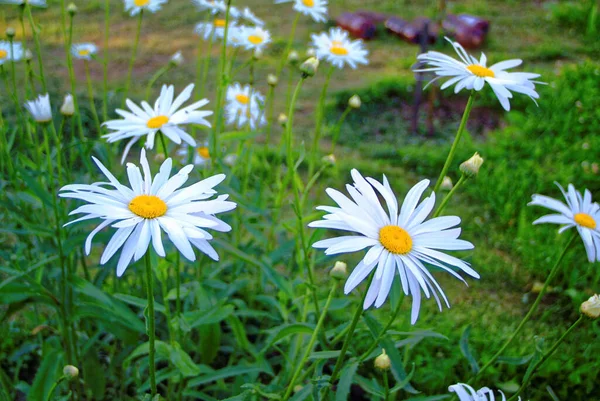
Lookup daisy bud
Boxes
[67,3,77,15]
[287,50,299,65]
[60,94,75,116]
[322,153,336,165]
[592,163,599,175]
[374,349,391,370]
[300,57,319,78]
[267,73,278,87]
[24,49,33,61]
[459,152,484,177]
[581,294,600,319]
[306,48,316,58]
[169,51,184,67]
[330,261,347,280]
[5,27,15,38]
[348,95,361,109]
[253,48,263,60]
[63,365,79,380]
[277,113,288,127]
[440,176,453,191]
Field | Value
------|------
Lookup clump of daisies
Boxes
[311,27,368,69]
[124,0,168,16]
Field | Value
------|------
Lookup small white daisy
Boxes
[225,83,266,130]
[529,183,600,262]
[170,50,184,66]
[309,170,478,324]
[103,83,212,163]
[0,0,47,6]
[124,0,167,16]
[195,18,237,41]
[416,37,541,111]
[236,26,271,51]
[449,383,518,401]
[176,143,211,167]
[240,7,264,26]
[311,27,368,69]
[0,41,23,65]
[71,43,98,61]
[60,149,236,276]
[293,0,327,23]
[25,93,52,123]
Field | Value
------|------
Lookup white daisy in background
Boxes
[192,0,226,13]
[195,18,237,42]
[236,26,271,51]
[59,149,236,276]
[449,383,518,401]
[176,143,211,167]
[71,43,98,61]
[0,41,23,65]
[225,82,266,130]
[529,183,600,262]
[124,0,167,16]
[311,27,368,69]
[25,93,52,123]
[103,83,212,163]
[240,7,264,26]
[293,0,327,23]
[416,37,541,111]
[309,170,478,324]
[0,0,47,6]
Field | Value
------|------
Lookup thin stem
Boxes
[102,0,110,120]
[158,131,168,157]
[330,105,351,154]
[309,65,334,176]
[475,233,577,380]
[145,252,157,396]
[433,174,467,217]
[122,10,144,107]
[507,315,584,401]
[45,377,66,401]
[263,84,275,155]
[383,370,389,401]
[175,252,182,341]
[282,282,338,401]
[84,60,102,135]
[358,294,404,362]
[145,64,171,100]
[276,13,300,78]
[198,33,214,100]
[432,92,475,193]
[26,4,47,92]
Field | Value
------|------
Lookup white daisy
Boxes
[123,0,167,16]
[416,37,541,111]
[0,0,47,6]
[25,93,52,123]
[192,0,226,13]
[71,43,98,61]
[529,183,600,262]
[225,83,266,130]
[293,0,327,23]
[103,83,212,163]
[59,149,236,276]
[309,170,478,324]
[195,18,237,41]
[236,26,271,51]
[240,7,264,26]
[176,143,211,167]
[311,27,368,69]
[0,41,23,65]
[449,383,519,401]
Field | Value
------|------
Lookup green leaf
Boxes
[227,315,256,356]
[459,325,480,374]
[309,351,342,360]
[354,375,384,398]
[335,361,358,401]
[198,323,221,365]
[260,323,315,354]
[18,168,53,207]
[220,130,261,143]
[522,336,545,385]
[497,354,534,366]
[169,342,201,377]
[289,384,313,401]
[82,352,107,400]
[28,349,62,401]
[113,293,166,314]
[183,304,234,328]
[187,365,266,387]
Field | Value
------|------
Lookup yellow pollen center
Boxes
[379,225,412,255]
[78,50,91,56]
[0,50,7,59]
[146,115,169,129]
[197,147,210,159]
[214,19,226,27]
[134,0,150,6]
[574,213,596,229]
[467,65,495,78]
[236,94,250,105]
[302,0,314,7]
[248,35,264,45]
[128,195,167,219]
[330,41,348,56]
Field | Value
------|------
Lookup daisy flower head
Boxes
[529,183,600,262]
[225,83,266,130]
[176,143,211,167]
[240,7,264,26]
[195,18,237,42]
[192,0,226,13]
[59,149,236,276]
[103,83,212,163]
[416,37,541,111]
[71,43,98,61]
[449,383,518,401]
[0,40,23,65]
[236,26,271,51]
[25,93,52,123]
[124,0,167,16]
[309,170,478,324]
[0,0,47,6]
[293,0,327,23]
[311,27,368,69]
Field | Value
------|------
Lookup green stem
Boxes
[358,295,404,362]
[433,174,467,217]
[122,10,143,107]
[198,31,214,100]
[145,64,171,100]
[330,105,351,154]
[507,315,584,401]
[282,282,338,401]
[158,131,168,157]
[383,370,389,401]
[84,60,103,135]
[26,4,47,92]
[276,13,300,78]
[144,252,157,396]
[45,377,66,401]
[102,0,110,120]
[175,252,182,341]
[475,233,577,380]
[432,92,475,193]
[264,84,275,155]
[309,65,334,176]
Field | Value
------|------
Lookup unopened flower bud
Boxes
[440,176,453,191]
[253,48,263,60]
[581,294,600,319]
[330,261,347,280]
[374,349,391,370]
[267,73,278,87]
[5,27,15,38]
[348,94,361,109]
[306,48,316,58]
[277,113,288,127]
[459,152,483,177]
[287,50,299,65]
[63,365,79,380]
[322,153,336,165]
[169,51,183,67]
[300,57,319,77]
[60,94,75,116]
[24,49,33,61]
[67,3,77,15]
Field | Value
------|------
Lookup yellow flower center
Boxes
[467,65,495,78]
[248,35,264,45]
[78,49,91,56]
[379,225,412,255]
[146,115,169,129]
[197,147,210,159]
[330,41,348,56]
[128,195,167,219]
[302,0,314,7]
[574,213,597,229]
[236,94,250,105]
[134,0,150,6]
[214,19,226,28]
[0,50,7,59]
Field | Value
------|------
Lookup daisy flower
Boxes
[311,27,368,69]
[177,143,211,167]
[309,170,478,324]
[59,149,236,276]
[293,0,327,23]
[0,41,23,65]
[124,0,167,16]
[416,37,541,111]
[225,83,266,130]
[25,93,52,123]
[103,83,212,163]
[71,43,98,61]
[195,18,237,41]
[529,183,600,262]
[449,383,519,401]
[0,0,47,6]
[192,0,226,13]
[240,7,264,26]
[236,26,271,51]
